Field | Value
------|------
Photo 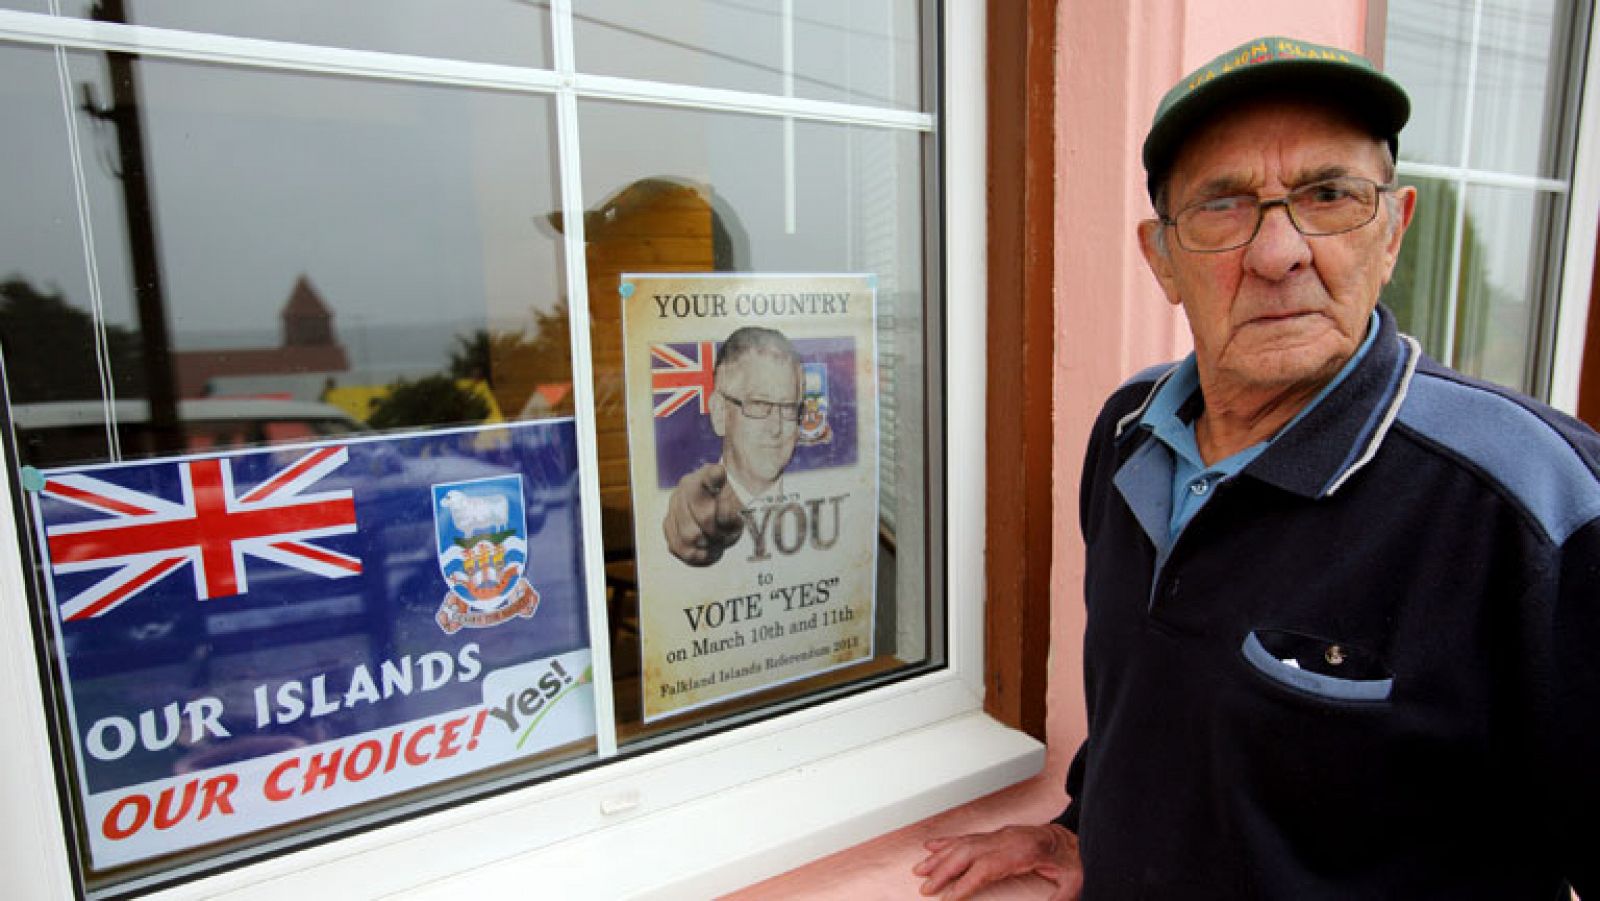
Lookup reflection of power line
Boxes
[702,0,916,48]
[574,11,897,106]
[525,0,903,106]
[81,0,183,455]
[1385,0,1562,71]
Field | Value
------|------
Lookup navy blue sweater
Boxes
[1056,308,1600,899]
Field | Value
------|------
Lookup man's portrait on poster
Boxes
[662,325,804,567]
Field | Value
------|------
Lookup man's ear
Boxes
[709,387,728,437]
[1137,219,1183,307]
[1379,185,1419,285]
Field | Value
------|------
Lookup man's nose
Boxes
[1242,202,1312,279]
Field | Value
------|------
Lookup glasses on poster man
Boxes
[720,390,803,423]
[1161,176,1399,253]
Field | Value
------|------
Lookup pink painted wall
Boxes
[726,3,1368,898]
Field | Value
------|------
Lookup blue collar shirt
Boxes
[1140,311,1380,539]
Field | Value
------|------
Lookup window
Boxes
[1383,0,1594,396]
[0,3,1038,897]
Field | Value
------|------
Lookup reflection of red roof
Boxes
[174,346,349,398]
[282,275,331,319]
[282,276,337,348]
[535,383,571,406]
[174,275,349,397]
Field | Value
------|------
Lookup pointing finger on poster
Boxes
[663,462,745,566]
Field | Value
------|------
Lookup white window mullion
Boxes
[1396,160,1568,194]
[570,71,932,131]
[549,0,618,760]
[1441,0,1488,367]
[782,0,796,234]
[0,9,565,95]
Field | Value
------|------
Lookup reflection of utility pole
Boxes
[81,0,182,455]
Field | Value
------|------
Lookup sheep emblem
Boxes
[431,477,540,633]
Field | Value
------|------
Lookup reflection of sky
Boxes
[574,0,920,110]
[1387,0,1561,175]
[59,0,553,69]
[0,45,96,319]
[0,4,919,380]
[1,44,566,378]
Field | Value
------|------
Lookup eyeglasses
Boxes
[1161,176,1397,253]
[720,390,802,423]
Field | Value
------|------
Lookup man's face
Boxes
[710,350,802,495]
[1137,99,1417,397]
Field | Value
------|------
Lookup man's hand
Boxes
[913,823,1083,900]
[662,463,746,566]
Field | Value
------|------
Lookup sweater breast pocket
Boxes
[1241,629,1393,702]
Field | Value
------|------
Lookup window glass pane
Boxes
[56,0,551,68]
[1467,0,1575,177]
[572,0,922,111]
[1,43,103,426]
[1,0,47,11]
[1385,0,1473,166]
[573,100,936,742]
[4,48,596,895]
[49,53,571,455]
[1387,179,1555,394]
[1452,185,1553,390]
[1385,175,1458,354]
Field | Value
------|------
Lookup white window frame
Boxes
[1551,0,1600,412]
[0,2,1043,897]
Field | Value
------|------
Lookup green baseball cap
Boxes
[1143,36,1410,203]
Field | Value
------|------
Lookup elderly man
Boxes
[662,325,805,566]
[915,36,1599,899]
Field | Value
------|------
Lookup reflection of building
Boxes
[172,275,350,397]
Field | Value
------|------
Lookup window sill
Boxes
[399,710,1044,899]
[160,693,1043,900]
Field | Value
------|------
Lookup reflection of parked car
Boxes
[9,397,364,468]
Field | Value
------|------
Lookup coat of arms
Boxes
[432,475,540,633]
[799,361,833,446]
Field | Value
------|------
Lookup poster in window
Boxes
[26,420,595,868]
[620,273,878,721]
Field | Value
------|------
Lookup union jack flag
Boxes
[40,445,361,621]
[650,341,717,419]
